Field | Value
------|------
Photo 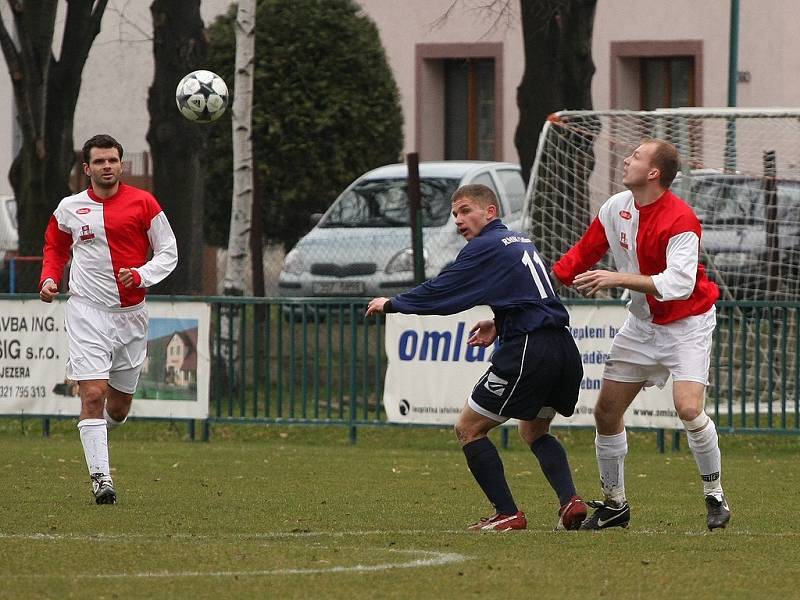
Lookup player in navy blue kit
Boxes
[366,184,587,531]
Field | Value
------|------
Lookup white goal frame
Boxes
[522,108,800,302]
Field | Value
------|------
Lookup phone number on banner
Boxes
[0,385,49,400]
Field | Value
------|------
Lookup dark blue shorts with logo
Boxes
[470,326,583,421]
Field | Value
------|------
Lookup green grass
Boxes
[0,421,798,599]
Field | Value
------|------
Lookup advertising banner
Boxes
[0,298,210,419]
[383,304,680,429]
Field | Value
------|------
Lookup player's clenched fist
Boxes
[39,278,58,303]
[117,268,141,289]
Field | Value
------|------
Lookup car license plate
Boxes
[312,281,365,296]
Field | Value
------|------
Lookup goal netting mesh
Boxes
[522,108,800,302]
[522,109,800,424]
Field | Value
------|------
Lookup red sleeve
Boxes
[144,192,163,226]
[552,216,610,286]
[39,215,72,288]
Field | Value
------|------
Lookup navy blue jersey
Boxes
[388,220,570,339]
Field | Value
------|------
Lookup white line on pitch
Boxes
[0,528,798,541]
[3,549,469,579]
[0,530,436,541]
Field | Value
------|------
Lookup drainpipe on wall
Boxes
[724,0,740,171]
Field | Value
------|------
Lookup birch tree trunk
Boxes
[222,0,256,296]
[219,0,255,378]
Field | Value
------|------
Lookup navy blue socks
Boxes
[462,437,518,515]
[531,433,577,506]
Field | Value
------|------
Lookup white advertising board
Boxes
[0,298,210,419]
[382,304,680,429]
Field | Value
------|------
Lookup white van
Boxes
[0,195,17,262]
[278,161,526,298]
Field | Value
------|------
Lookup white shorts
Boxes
[603,307,716,388]
[64,297,149,394]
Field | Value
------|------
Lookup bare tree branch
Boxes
[430,0,519,40]
[470,0,517,40]
[106,0,152,43]
[430,0,461,30]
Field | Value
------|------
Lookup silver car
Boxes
[0,195,17,263]
[278,161,526,298]
[672,170,800,300]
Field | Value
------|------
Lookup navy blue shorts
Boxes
[469,327,583,421]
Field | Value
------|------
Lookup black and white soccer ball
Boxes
[175,70,229,123]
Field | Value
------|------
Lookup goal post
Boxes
[522,108,800,302]
[522,109,800,415]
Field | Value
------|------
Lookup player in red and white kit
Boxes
[552,138,730,531]
[39,134,178,505]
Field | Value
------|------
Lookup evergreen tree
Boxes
[204,0,404,251]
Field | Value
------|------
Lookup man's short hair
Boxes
[82,134,124,164]
[643,138,680,188]
[451,184,499,209]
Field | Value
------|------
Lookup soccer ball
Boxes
[175,70,229,123]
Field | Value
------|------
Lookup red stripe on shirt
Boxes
[91,184,163,307]
[636,192,718,323]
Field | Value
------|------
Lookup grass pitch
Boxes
[0,420,798,599]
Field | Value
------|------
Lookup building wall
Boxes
[592,0,726,109]
[356,0,524,162]
[1,0,800,197]
[734,0,800,107]
[593,0,800,110]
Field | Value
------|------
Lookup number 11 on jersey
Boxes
[521,250,556,299]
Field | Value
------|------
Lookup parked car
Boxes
[0,195,18,292]
[278,161,526,299]
[0,195,17,262]
[671,171,800,300]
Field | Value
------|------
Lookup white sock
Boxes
[77,418,110,476]
[683,414,723,497]
[103,406,127,431]
[595,430,628,505]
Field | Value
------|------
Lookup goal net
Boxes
[522,108,800,302]
[522,109,800,423]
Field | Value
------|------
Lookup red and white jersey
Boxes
[553,189,718,325]
[40,183,178,308]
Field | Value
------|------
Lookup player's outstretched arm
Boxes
[573,269,658,297]
[365,297,390,316]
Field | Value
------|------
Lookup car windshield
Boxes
[319,177,459,228]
